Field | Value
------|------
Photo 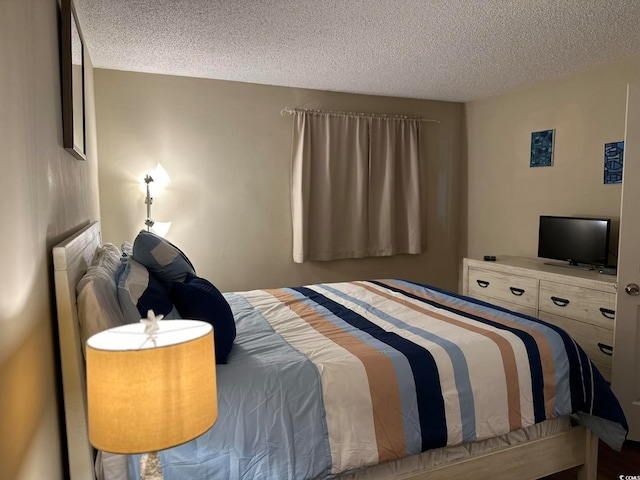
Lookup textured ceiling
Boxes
[73,0,640,102]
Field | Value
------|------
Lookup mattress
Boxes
[98,417,571,480]
[101,279,628,480]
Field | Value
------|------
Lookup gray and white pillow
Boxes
[76,243,126,353]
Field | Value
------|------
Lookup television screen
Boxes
[537,216,611,268]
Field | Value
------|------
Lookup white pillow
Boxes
[121,241,133,258]
[76,243,126,354]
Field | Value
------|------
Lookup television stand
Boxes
[542,261,595,271]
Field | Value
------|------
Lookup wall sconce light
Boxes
[143,164,172,237]
[86,314,217,479]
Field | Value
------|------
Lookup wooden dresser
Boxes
[462,256,618,381]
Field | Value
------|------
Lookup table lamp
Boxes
[86,314,217,479]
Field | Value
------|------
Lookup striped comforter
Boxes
[146,280,628,480]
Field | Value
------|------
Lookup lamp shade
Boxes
[150,221,172,238]
[86,320,217,454]
[150,163,171,190]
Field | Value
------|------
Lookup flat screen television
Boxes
[537,215,611,270]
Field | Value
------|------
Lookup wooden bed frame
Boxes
[53,222,598,480]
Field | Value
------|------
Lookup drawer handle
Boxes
[476,280,489,288]
[509,287,525,296]
[597,343,613,356]
[599,307,615,320]
[550,296,570,307]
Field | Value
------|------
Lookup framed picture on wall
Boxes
[603,141,624,184]
[530,129,554,167]
[61,0,87,161]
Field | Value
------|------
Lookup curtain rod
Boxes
[280,107,440,124]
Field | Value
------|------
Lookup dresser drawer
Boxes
[471,293,537,318]
[538,280,616,329]
[468,267,538,309]
[539,311,614,368]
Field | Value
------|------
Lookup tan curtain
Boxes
[291,110,422,263]
[368,117,422,256]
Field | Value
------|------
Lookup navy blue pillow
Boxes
[169,273,236,364]
[115,258,181,324]
[132,230,195,288]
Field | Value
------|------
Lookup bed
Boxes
[53,222,628,480]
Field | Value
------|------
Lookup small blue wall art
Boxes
[603,141,624,184]
[530,129,554,167]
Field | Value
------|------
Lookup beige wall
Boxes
[0,3,635,477]
[465,54,640,263]
[95,71,465,292]
[0,1,101,479]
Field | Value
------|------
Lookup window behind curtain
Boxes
[291,110,422,263]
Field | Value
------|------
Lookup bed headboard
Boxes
[53,221,101,480]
